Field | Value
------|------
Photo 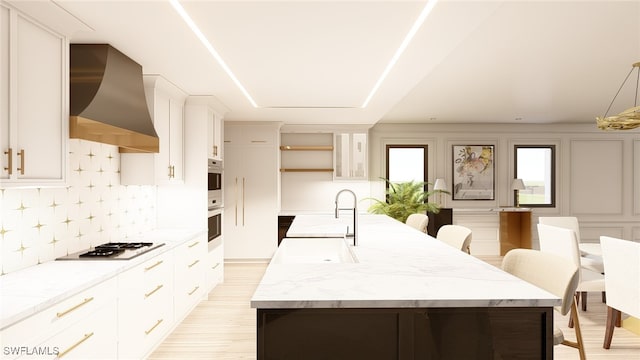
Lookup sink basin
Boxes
[271,238,358,264]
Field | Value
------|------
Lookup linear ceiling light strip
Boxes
[361,0,439,108]
[170,0,258,108]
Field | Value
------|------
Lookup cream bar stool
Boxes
[600,236,640,349]
[436,224,472,254]
[502,248,585,360]
[405,213,429,233]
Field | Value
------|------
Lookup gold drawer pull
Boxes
[145,319,163,335]
[17,149,24,175]
[144,284,164,299]
[3,148,12,175]
[145,260,164,272]
[212,263,220,269]
[188,241,199,248]
[56,297,94,318]
[188,286,200,296]
[188,259,200,268]
[58,332,94,358]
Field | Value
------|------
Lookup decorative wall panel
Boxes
[570,140,623,215]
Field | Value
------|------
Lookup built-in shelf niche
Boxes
[280,133,334,173]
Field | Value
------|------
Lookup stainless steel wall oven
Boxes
[208,159,223,210]
[208,207,223,251]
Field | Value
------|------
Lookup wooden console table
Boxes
[498,209,532,256]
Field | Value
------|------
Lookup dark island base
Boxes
[257,307,553,360]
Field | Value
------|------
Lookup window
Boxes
[514,145,555,207]
[386,145,427,184]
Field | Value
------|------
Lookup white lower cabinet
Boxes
[205,238,224,293]
[174,234,206,321]
[38,301,118,359]
[1,233,213,360]
[0,278,117,360]
[117,250,174,359]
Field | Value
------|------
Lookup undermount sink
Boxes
[271,238,358,264]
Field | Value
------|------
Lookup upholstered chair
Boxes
[436,224,472,254]
[405,213,429,233]
[502,248,585,360]
[600,236,640,349]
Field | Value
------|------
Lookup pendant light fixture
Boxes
[596,62,640,130]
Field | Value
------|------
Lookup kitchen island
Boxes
[251,214,560,360]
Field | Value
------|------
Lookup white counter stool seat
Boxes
[600,236,640,349]
[537,224,605,318]
[405,213,429,233]
[502,248,585,360]
[539,216,604,273]
[436,224,472,254]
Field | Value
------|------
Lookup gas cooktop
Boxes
[57,242,165,261]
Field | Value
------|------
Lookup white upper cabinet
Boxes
[185,96,225,161]
[1,4,68,186]
[121,75,187,185]
[334,132,367,180]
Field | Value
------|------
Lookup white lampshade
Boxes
[433,178,447,191]
[511,178,526,190]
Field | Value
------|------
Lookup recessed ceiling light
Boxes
[170,0,258,108]
[361,0,440,108]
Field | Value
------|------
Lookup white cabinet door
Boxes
[206,109,224,160]
[121,75,186,185]
[1,5,9,181]
[223,123,278,259]
[334,132,367,180]
[0,6,67,186]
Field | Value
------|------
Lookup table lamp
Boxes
[512,178,525,207]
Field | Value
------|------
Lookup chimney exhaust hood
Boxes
[70,44,159,153]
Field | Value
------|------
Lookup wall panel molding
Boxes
[570,139,623,215]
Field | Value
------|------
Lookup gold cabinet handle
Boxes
[144,284,164,299]
[17,149,24,175]
[234,177,238,226]
[58,332,94,358]
[188,286,200,296]
[145,319,163,335]
[56,297,94,318]
[144,260,164,272]
[188,241,199,248]
[188,259,200,268]
[168,165,172,178]
[3,148,11,175]
[242,177,245,226]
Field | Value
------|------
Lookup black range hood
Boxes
[69,44,159,153]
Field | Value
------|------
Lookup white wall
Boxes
[368,122,640,254]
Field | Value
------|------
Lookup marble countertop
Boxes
[0,228,205,330]
[251,214,560,309]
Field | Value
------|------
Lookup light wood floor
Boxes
[150,258,639,359]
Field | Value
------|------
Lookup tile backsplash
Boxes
[0,139,156,275]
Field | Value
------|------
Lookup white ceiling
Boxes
[14,0,640,125]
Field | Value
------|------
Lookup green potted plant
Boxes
[367,179,450,223]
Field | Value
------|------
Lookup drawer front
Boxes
[1,277,117,350]
[118,293,173,360]
[174,237,206,318]
[205,244,224,289]
[24,300,117,360]
[118,252,174,359]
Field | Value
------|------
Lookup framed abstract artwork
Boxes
[452,145,495,200]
